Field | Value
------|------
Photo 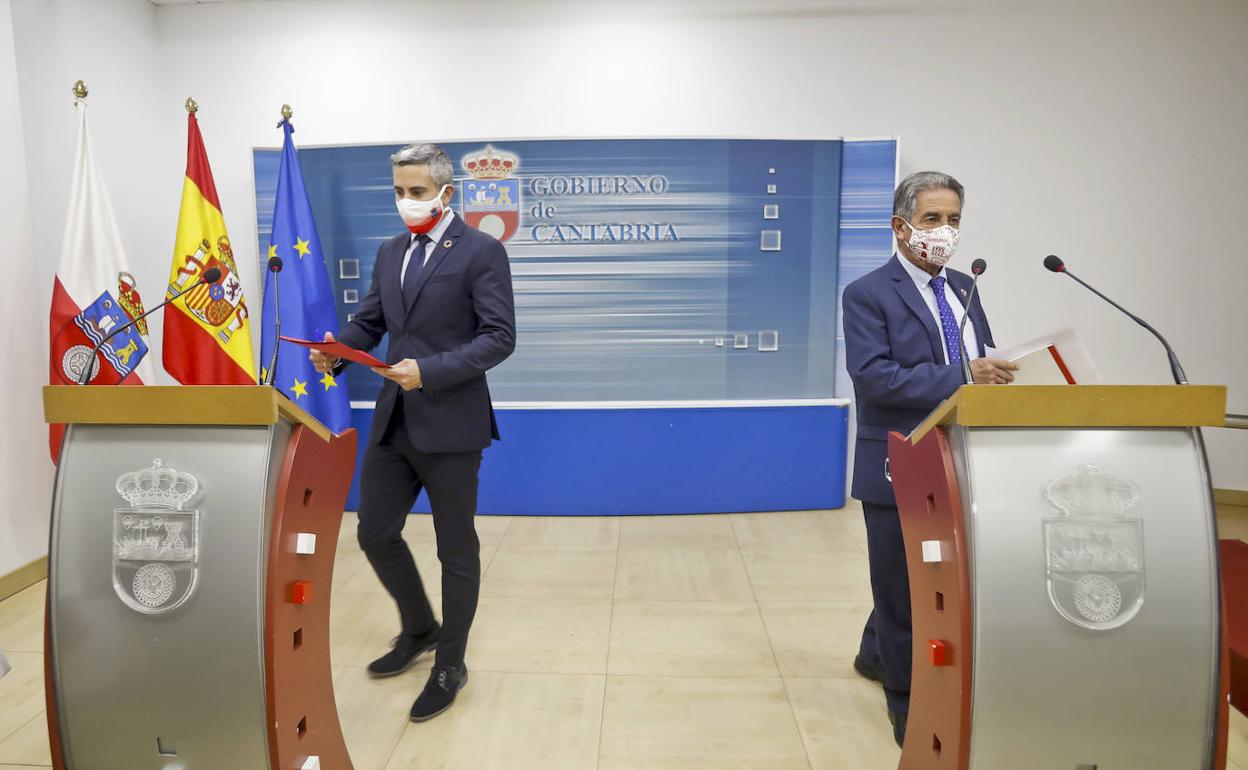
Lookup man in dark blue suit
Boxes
[841,171,1017,746]
[310,143,516,722]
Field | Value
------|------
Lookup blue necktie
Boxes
[402,234,431,309]
[929,276,962,365]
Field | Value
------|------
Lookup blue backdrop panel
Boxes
[835,139,899,399]
[255,137,896,516]
[344,404,849,516]
[256,138,845,403]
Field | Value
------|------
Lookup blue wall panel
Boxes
[344,405,848,516]
[257,139,846,404]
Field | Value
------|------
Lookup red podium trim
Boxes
[45,599,66,770]
[889,427,974,770]
[264,425,358,770]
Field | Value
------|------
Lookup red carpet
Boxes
[1221,539,1248,715]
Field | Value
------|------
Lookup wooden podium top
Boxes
[909,384,1227,443]
[44,385,334,441]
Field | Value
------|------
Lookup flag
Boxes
[49,96,157,459]
[259,118,351,433]
[163,109,256,384]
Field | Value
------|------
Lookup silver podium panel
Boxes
[49,423,289,769]
[953,427,1219,769]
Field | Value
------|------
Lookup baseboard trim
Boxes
[0,556,47,602]
[1216,488,1248,508]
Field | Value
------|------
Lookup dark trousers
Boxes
[357,414,483,668]
[857,500,912,715]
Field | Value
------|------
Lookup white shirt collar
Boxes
[409,208,456,247]
[895,251,948,292]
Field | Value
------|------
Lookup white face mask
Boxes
[903,220,962,267]
[396,185,449,231]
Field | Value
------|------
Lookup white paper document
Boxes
[985,326,1102,385]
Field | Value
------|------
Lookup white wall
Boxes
[2,0,175,577]
[10,0,178,363]
[6,0,1248,512]
[0,0,53,576]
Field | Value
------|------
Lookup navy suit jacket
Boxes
[337,215,517,453]
[842,256,995,506]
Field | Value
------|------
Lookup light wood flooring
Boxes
[2,501,1247,769]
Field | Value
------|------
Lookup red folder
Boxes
[279,336,389,369]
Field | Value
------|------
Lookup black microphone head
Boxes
[202,266,223,284]
[268,256,284,272]
[971,258,986,275]
[1043,255,1065,273]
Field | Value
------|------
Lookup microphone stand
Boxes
[957,276,982,385]
[1059,267,1188,385]
[264,256,283,386]
[957,259,987,385]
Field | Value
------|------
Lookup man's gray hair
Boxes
[390,143,454,188]
[893,171,964,221]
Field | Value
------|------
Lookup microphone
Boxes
[957,258,987,385]
[76,266,223,385]
[264,255,283,387]
[1043,254,1188,384]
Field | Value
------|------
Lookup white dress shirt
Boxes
[895,253,981,365]
[400,208,456,288]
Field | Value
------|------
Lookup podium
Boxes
[42,386,358,770]
[887,385,1232,770]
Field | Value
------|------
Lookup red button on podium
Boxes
[928,639,951,667]
[289,580,313,605]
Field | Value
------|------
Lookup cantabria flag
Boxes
[163,107,256,384]
[49,94,157,459]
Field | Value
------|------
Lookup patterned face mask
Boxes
[904,220,961,267]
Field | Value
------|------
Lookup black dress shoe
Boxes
[888,709,907,748]
[410,663,469,722]
[853,654,885,684]
[367,625,439,678]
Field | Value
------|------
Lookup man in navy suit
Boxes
[310,143,516,722]
[841,171,1017,746]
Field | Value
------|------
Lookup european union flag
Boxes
[260,118,351,433]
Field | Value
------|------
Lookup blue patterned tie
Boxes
[402,234,431,309]
[929,276,962,365]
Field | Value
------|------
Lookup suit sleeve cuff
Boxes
[416,356,447,394]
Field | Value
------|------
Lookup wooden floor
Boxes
[1,501,1246,769]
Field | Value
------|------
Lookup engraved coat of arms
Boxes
[1043,465,1144,631]
[112,460,201,615]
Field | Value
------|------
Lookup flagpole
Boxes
[72,80,87,99]
[264,103,292,387]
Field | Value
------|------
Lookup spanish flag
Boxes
[163,106,256,385]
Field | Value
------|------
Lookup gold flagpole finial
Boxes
[72,80,88,99]
[185,96,198,114]
[280,104,293,120]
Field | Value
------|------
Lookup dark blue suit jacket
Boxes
[842,256,994,505]
[337,215,516,453]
